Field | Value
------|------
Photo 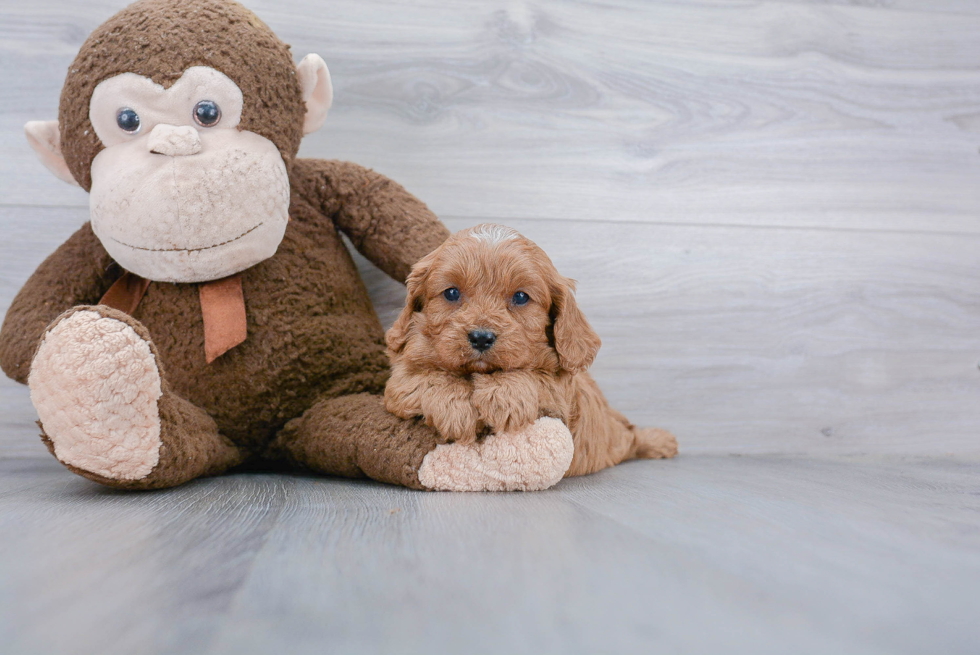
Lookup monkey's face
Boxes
[85,66,290,283]
[24,0,333,282]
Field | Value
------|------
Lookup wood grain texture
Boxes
[3,1,980,457]
[4,207,978,455]
[1,455,978,654]
[2,0,980,233]
[2,3,980,653]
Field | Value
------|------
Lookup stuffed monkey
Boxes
[0,0,573,491]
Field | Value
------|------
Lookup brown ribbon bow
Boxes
[99,271,247,364]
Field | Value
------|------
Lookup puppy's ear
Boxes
[386,251,435,353]
[550,278,601,373]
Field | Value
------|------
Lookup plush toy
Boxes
[0,0,574,492]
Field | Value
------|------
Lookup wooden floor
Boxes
[0,451,978,655]
[1,0,979,653]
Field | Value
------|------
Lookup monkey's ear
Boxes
[386,251,435,353]
[24,121,79,186]
[296,54,333,135]
[550,278,601,373]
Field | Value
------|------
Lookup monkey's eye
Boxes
[193,100,221,127]
[512,291,530,306]
[443,287,461,302]
[116,108,141,134]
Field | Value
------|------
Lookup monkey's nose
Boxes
[147,124,202,156]
[468,329,496,352]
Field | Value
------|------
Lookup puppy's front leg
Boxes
[421,373,480,444]
[384,361,427,419]
[385,364,479,444]
[471,371,541,434]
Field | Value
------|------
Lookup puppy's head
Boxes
[386,224,601,375]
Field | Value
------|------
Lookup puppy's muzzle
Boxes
[468,329,496,353]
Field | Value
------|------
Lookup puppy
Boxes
[384,224,677,477]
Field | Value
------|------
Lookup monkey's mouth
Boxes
[108,222,264,253]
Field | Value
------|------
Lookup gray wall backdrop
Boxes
[1,0,979,456]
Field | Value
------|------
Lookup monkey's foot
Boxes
[29,306,164,481]
[417,417,574,492]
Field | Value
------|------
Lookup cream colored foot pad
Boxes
[29,310,163,480]
[418,417,574,492]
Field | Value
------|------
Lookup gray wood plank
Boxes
[365,215,980,456]
[778,1,980,15]
[0,468,290,655]
[204,470,855,655]
[1,0,980,234]
[2,3,979,655]
[2,455,977,655]
[0,205,90,458]
[3,206,979,456]
[0,380,39,458]
[562,456,980,655]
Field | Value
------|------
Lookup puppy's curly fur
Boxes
[384,223,677,477]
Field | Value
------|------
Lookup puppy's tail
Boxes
[632,427,678,460]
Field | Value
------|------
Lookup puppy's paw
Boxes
[471,372,539,434]
[385,368,478,442]
[384,387,422,420]
[383,364,425,419]
[424,400,479,444]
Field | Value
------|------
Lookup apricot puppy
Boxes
[384,224,677,477]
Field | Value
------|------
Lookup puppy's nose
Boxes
[468,329,496,352]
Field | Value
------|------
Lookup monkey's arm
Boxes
[0,223,115,383]
[293,159,450,283]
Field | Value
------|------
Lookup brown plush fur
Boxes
[2,159,449,489]
[0,0,452,489]
[36,306,244,490]
[384,225,678,477]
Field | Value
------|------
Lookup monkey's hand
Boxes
[384,367,478,445]
[471,371,541,435]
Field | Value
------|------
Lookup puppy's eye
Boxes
[443,287,461,302]
[512,291,530,306]
[116,108,141,133]
[193,100,221,127]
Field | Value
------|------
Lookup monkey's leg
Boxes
[268,393,574,491]
[29,306,244,490]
